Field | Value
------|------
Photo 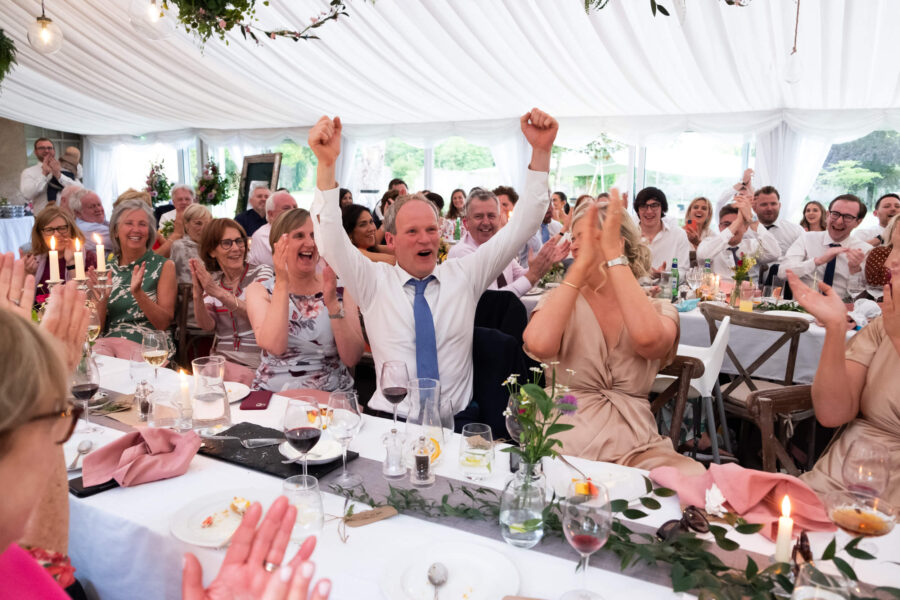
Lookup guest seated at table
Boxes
[22,206,97,305]
[342,204,396,265]
[372,189,399,241]
[523,192,705,476]
[634,186,691,274]
[169,204,213,283]
[447,188,569,297]
[787,269,900,506]
[70,189,112,253]
[696,200,780,282]
[446,188,466,222]
[189,219,272,385]
[496,185,543,268]
[234,183,271,238]
[575,194,596,210]
[247,209,363,392]
[56,184,82,218]
[248,191,298,268]
[339,187,353,208]
[683,196,714,248]
[854,193,900,246]
[863,214,899,294]
[552,191,570,220]
[800,200,827,233]
[781,194,873,300]
[91,199,176,358]
[158,184,195,229]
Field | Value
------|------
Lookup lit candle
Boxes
[74,237,85,280]
[774,495,794,563]
[179,369,190,409]
[48,236,60,282]
[93,233,105,271]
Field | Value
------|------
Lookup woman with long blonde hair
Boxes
[683,196,713,248]
[523,192,704,475]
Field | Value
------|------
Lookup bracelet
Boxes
[561,280,581,291]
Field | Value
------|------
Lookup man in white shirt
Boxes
[247,191,298,267]
[447,189,569,297]
[781,194,873,299]
[634,186,691,273]
[309,109,556,416]
[20,138,80,214]
[854,193,900,245]
[696,200,780,282]
[158,185,196,227]
[748,186,805,256]
[70,189,112,252]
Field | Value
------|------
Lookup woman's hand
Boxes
[182,496,328,600]
[40,282,89,372]
[129,262,146,296]
[684,222,701,247]
[322,264,340,313]
[599,189,627,260]
[0,252,35,319]
[63,245,75,265]
[272,234,291,284]
[786,270,847,329]
[189,258,219,298]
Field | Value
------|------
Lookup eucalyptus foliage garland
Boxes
[0,29,17,89]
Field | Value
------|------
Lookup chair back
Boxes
[745,385,813,475]
[651,355,705,448]
[474,290,528,343]
[175,282,192,366]
[699,303,809,397]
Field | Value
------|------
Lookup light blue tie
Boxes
[541,223,550,243]
[407,276,439,381]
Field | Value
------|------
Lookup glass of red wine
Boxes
[71,351,101,434]
[380,361,409,426]
[841,439,890,497]
[283,398,323,477]
[560,480,611,600]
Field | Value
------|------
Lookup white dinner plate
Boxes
[225,382,251,403]
[543,456,648,503]
[278,437,343,465]
[170,488,274,548]
[763,310,815,321]
[380,542,520,600]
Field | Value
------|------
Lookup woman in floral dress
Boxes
[246,209,364,392]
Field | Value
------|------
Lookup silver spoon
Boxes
[68,440,93,470]
[427,562,448,600]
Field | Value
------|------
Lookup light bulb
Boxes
[40,24,50,43]
[783,51,803,85]
[27,16,64,55]
[129,0,174,40]
[147,0,159,23]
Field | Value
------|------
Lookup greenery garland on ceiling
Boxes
[0,29,17,89]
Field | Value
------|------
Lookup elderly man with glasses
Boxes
[19,139,81,214]
[781,194,873,299]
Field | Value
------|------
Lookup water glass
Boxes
[191,356,230,430]
[328,391,363,488]
[658,271,672,298]
[458,423,494,481]
[282,475,324,543]
[790,563,850,600]
[841,439,890,496]
[129,349,151,389]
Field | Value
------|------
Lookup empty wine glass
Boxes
[847,272,866,301]
[380,361,409,426]
[328,391,363,487]
[141,331,168,384]
[686,267,704,295]
[283,398,323,477]
[71,351,101,433]
[842,439,890,496]
[560,480,612,600]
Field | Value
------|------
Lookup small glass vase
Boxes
[499,461,547,549]
[729,280,744,308]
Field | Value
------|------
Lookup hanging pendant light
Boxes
[27,0,63,55]
[129,0,175,40]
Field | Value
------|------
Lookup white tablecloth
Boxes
[66,357,900,599]
[0,216,33,254]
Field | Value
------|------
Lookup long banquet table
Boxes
[65,356,899,600]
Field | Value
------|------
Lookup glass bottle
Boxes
[410,435,435,488]
[382,428,407,480]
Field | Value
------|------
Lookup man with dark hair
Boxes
[782,193,873,298]
[696,199,779,282]
[388,178,408,195]
[20,138,80,214]
[633,186,690,272]
[493,185,519,226]
[855,192,900,245]
[746,185,804,255]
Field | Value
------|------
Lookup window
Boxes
[549,135,630,201]
[810,130,900,208]
[432,137,496,197]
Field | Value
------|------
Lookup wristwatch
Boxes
[328,306,345,319]
[606,255,629,269]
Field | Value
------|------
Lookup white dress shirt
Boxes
[20,163,78,214]
[312,169,550,416]
[695,227,780,282]
[641,220,692,271]
[76,219,112,252]
[159,209,176,226]
[447,231,533,297]
[853,224,883,244]
[780,231,873,298]
[247,223,273,267]
[745,219,804,257]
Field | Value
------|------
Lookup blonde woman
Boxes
[523,191,705,475]
[23,206,96,306]
[683,196,713,248]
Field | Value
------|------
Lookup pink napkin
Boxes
[82,427,201,487]
[650,463,835,540]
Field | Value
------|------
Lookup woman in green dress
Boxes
[91,198,177,358]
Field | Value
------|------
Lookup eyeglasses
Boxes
[639,202,662,211]
[219,238,247,250]
[42,226,70,236]
[35,145,54,152]
[656,505,710,541]
[828,211,859,223]
[19,402,83,445]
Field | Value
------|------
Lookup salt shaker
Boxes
[134,380,153,422]
[382,428,406,480]
[410,435,435,488]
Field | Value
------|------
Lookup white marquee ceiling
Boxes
[1,0,900,139]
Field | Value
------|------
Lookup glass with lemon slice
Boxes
[459,423,494,481]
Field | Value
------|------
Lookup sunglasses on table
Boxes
[656,505,710,541]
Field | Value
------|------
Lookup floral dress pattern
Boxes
[252,278,354,393]
[104,249,174,351]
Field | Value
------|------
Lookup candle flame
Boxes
[781,495,791,517]
[74,238,81,252]
[93,233,102,244]
[50,236,56,250]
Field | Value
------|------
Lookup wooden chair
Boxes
[650,355,705,450]
[745,385,814,476]
[175,282,214,369]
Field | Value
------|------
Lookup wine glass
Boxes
[842,439,890,496]
[791,563,851,600]
[141,331,168,384]
[86,308,101,355]
[71,351,101,433]
[686,267,704,295]
[380,361,409,426]
[327,391,363,487]
[847,272,866,302]
[283,398,323,477]
[560,480,612,600]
